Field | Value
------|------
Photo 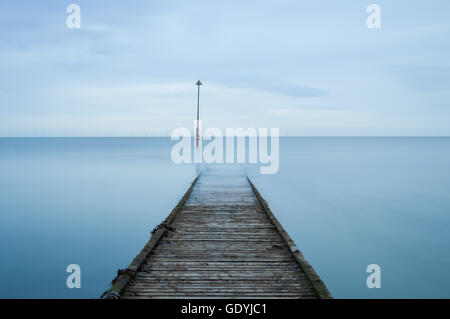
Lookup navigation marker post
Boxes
[195,80,202,148]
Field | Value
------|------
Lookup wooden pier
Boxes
[102,166,331,299]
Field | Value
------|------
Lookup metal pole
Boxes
[195,80,202,147]
[197,84,200,121]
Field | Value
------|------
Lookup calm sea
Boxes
[0,137,449,298]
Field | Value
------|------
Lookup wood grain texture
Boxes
[104,165,331,299]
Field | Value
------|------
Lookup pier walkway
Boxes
[102,166,331,299]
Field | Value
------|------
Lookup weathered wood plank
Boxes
[102,165,331,299]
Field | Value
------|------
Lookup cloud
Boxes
[266,105,344,116]
[257,85,327,97]
[1,1,450,136]
[213,78,327,98]
[387,65,450,91]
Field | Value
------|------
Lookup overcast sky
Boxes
[0,0,449,136]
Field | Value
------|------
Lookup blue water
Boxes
[249,137,450,298]
[0,138,196,298]
[0,137,449,298]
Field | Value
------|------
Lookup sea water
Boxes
[0,137,449,298]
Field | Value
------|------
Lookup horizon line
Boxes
[1,136,450,138]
